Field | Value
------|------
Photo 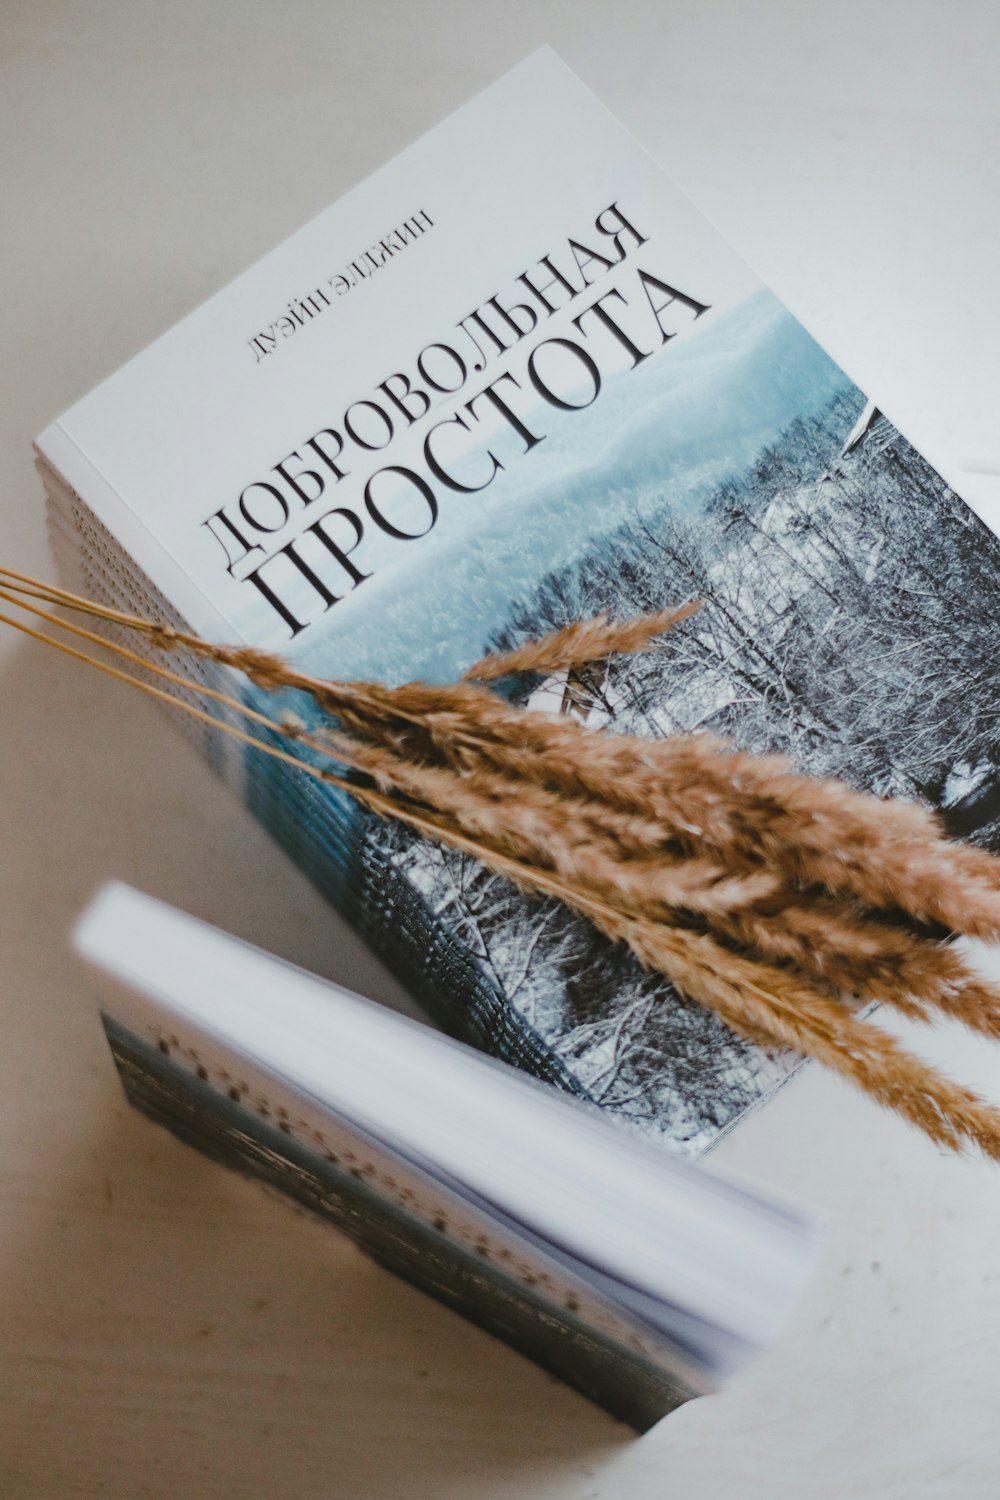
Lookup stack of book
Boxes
[35,47,1000,1421]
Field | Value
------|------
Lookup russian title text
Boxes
[205,204,710,637]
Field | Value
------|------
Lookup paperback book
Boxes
[74,882,819,1429]
[37,49,1000,1158]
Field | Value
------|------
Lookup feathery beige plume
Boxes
[3,566,1000,1162]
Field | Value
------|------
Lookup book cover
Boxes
[37,48,1000,1155]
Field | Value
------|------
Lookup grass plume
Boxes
[4,563,1000,1160]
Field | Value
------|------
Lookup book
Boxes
[73,880,820,1430]
[36,49,1000,1157]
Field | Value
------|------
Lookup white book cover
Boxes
[37,48,1000,1153]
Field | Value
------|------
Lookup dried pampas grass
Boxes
[4,563,1000,1159]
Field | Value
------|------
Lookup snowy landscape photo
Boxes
[256,286,1000,1154]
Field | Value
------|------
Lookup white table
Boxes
[3,4,1000,1495]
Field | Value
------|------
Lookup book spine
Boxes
[104,1016,693,1431]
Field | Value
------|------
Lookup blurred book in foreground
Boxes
[75,882,820,1429]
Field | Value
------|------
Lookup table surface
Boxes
[3,4,1000,1496]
